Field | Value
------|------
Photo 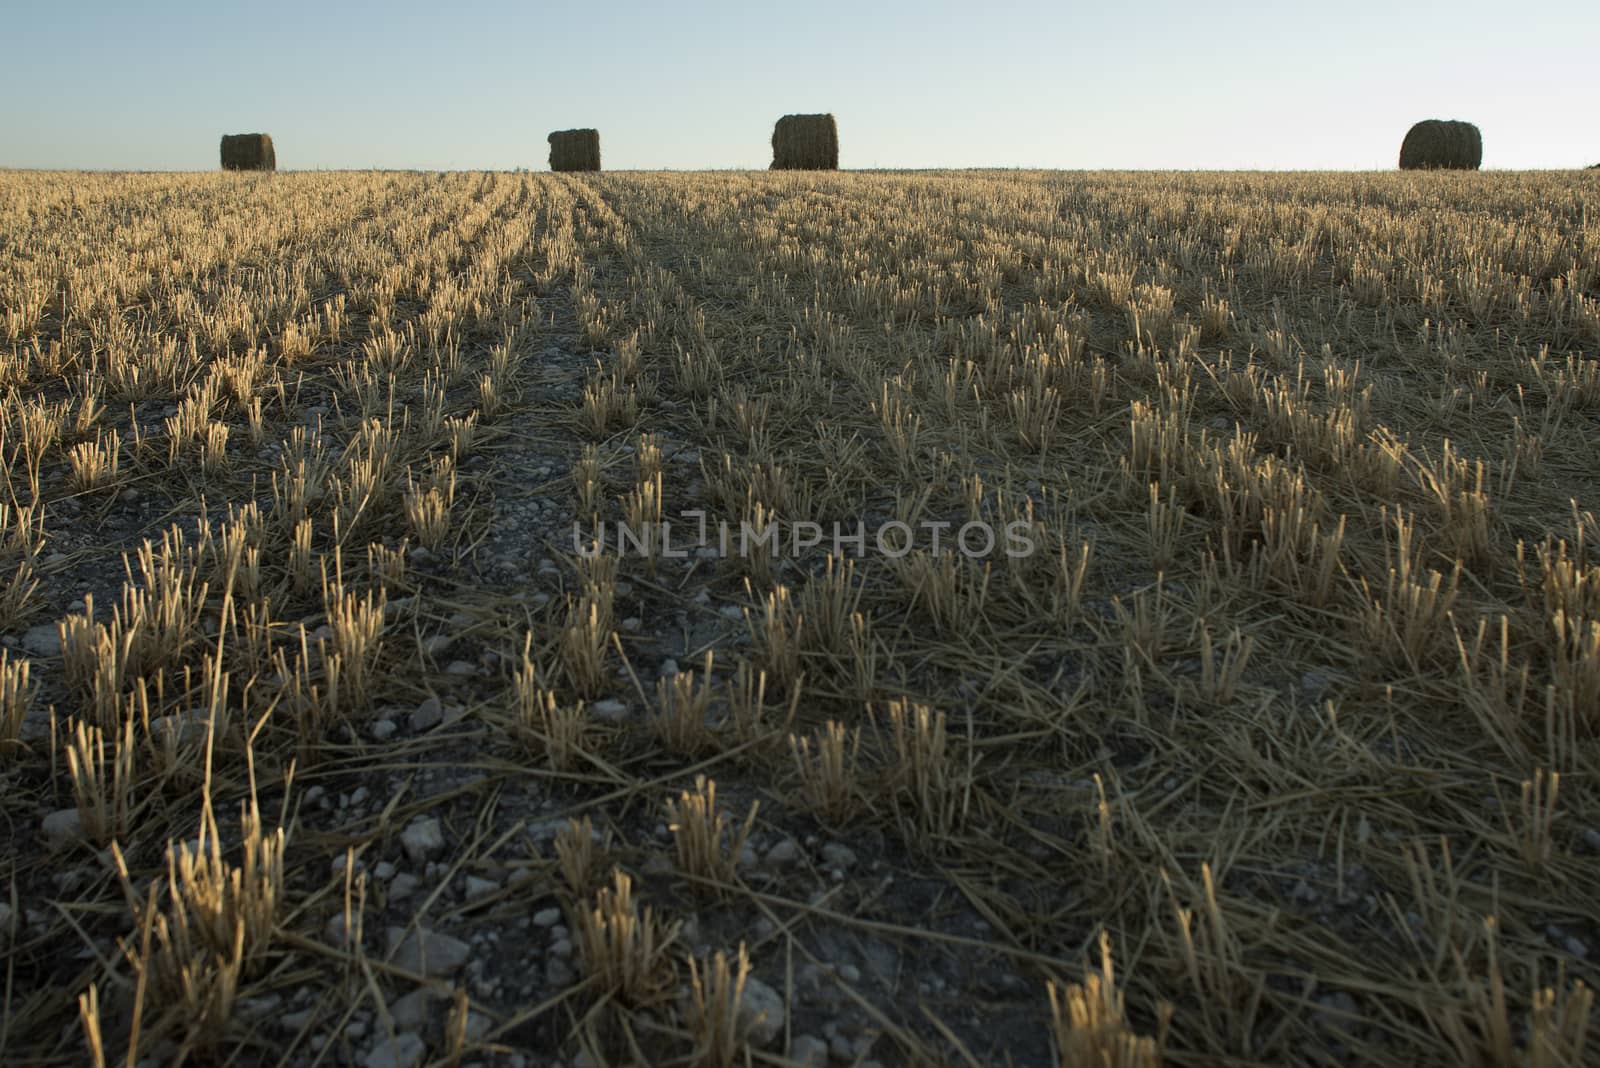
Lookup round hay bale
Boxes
[220,133,276,172]
[1398,120,1482,170]
[548,129,601,172]
[770,114,838,171]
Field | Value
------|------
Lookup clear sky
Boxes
[2,0,1596,171]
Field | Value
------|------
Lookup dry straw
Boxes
[1398,120,1482,170]
[770,113,838,170]
[219,134,275,172]
[548,128,601,172]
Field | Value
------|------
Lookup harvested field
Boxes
[1,168,1598,1067]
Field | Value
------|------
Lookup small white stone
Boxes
[325,912,358,949]
[41,809,82,852]
[387,927,471,977]
[820,843,856,870]
[533,907,563,927]
[788,1036,829,1067]
[400,818,444,865]
[149,711,207,748]
[545,956,575,986]
[279,1007,314,1032]
[411,696,444,732]
[765,839,799,866]
[464,876,500,902]
[388,987,440,1030]
[372,719,397,740]
[590,698,628,722]
[22,624,61,657]
[364,1032,426,1068]
[390,874,421,900]
[738,977,786,1048]
[464,1012,493,1042]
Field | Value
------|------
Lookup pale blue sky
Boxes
[2,0,1595,171]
